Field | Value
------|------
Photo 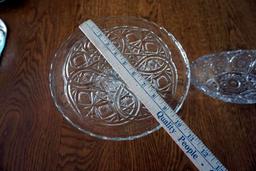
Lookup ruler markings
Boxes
[79,20,227,171]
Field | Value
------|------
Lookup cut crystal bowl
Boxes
[191,50,256,104]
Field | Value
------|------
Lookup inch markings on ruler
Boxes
[79,20,228,171]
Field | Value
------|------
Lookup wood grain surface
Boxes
[1,0,256,170]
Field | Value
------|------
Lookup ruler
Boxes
[79,20,227,171]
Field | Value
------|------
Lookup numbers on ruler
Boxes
[81,20,227,171]
[108,43,119,56]
[152,93,157,99]
[162,105,168,111]
[102,37,109,45]
[174,119,182,128]
[209,165,225,171]
[215,160,225,171]
[216,165,224,171]
[187,133,195,142]
[141,81,146,87]
[113,50,118,55]
[201,149,209,158]
[131,71,136,76]
[122,60,128,65]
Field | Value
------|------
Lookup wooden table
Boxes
[1,0,256,170]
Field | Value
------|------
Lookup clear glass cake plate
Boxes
[49,16,190,140]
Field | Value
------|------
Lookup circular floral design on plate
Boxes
[64,26,177,125]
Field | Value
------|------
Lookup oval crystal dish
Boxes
[191,50,256,104]
[49,17,190,140]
